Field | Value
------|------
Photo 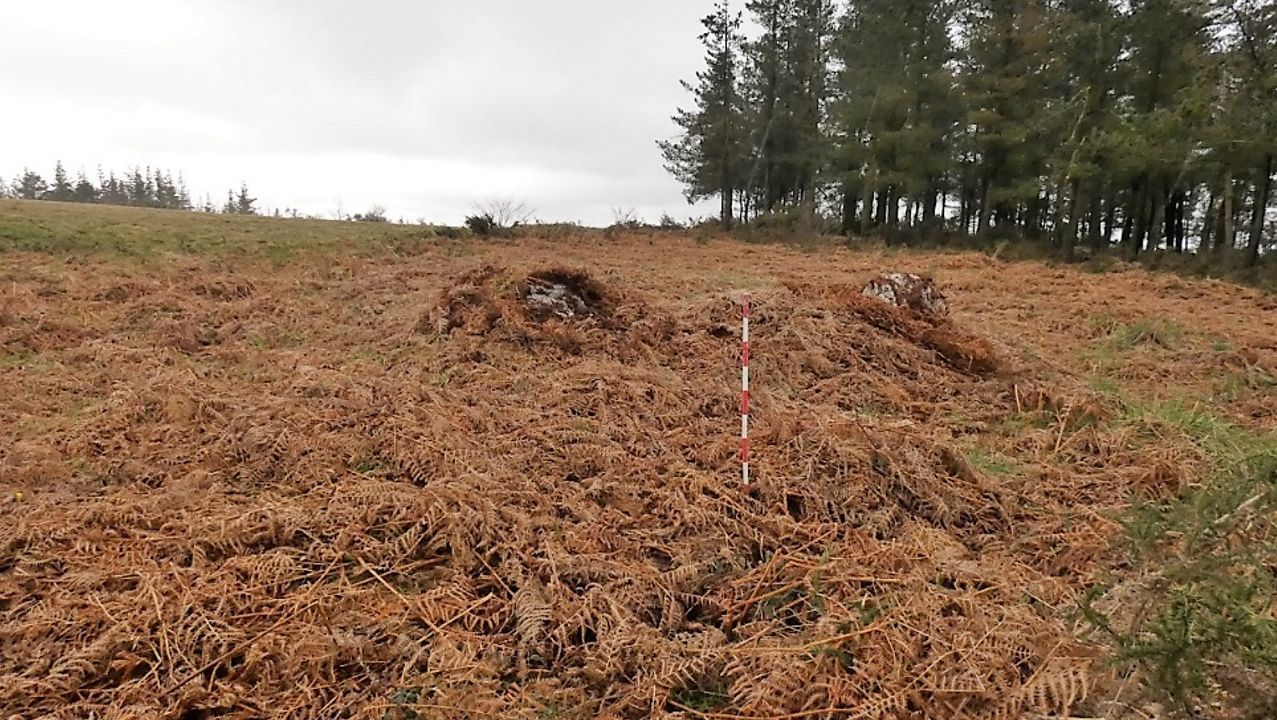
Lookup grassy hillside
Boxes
[0,199,438,258]
[2,200,1276,719]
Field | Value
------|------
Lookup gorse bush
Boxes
[464,212,499,238]
[1082,402,1277,715]
[465,198,533,238]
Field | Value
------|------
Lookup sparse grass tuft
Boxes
[1086,374,1123,398]
[1119,398,1253,456]
[670,686,729,713]
[1115,318,1184,349]
[1209,336,1236,353]
[1216,369,1277,401]
[963,447,1020,477]
[1087,312,1185,350]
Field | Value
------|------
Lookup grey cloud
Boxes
[0,1,717,224]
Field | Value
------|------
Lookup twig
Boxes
[1213,491,1267,528]
[1053,405,1072,455]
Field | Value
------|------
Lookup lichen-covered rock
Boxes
[862,272,949,316]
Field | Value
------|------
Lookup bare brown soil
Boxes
[1,232,1275,719]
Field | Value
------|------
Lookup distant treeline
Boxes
[662,0,1276,266]
[2,162,259,215]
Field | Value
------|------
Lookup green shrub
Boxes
[1082,410,1277,714]
[464,212,498,237]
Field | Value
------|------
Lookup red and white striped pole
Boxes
[741,292,751,489]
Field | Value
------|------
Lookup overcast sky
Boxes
[0,1,718,225]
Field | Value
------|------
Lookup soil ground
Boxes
[2,200,1275,718]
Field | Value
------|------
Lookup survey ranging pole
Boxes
[741,292,751,488]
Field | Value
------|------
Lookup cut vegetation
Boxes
[1,200,1276,719]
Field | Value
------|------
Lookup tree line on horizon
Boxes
[660,0,1276,266]
[1,162,260,215]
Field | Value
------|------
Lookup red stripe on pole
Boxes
[740,390,750,415]
[741,342,750,365]
[740,437,750,461]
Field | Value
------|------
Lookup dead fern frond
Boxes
[513,578,552,649]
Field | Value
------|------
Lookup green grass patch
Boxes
[963,447,1021,477]
[1087,312,1185,350]
[1119,398,1255,457]
[1086,374,1124,399]
[0,199,443,260]
[1208,336,1237,353]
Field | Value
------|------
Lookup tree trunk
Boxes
[1051,185,1067,245]
[1127,179,1146,259]
[1174,191,1185,252]
[1246,154,1272,268]
[922,184,938,225]
[1120,200,1133,251]
[799,195,816,238]
[959,179,971,234]
[1148,188,1164,252]
[1087,186,1102,250]
[1063,178,1080,261]
[978,176,993,238]
[1160,189,1183,253]
[1102,189,1116,249]
[841,179,857,236]
[720,183,734,230]
[1222,168,1236,252]
[860,168,877,235]
[1202,187,1217,252]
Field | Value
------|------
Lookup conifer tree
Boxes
[1118,0,1218,256]
[962,0,1055,238]
[72,171,97,203]
[658,0,748,228]
[50,161,73,201]
[14,169,48,200]
[1044,0,1124,257]
[1216,0,1277,265]
[834,0,959,233]
[235,182,257,215]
